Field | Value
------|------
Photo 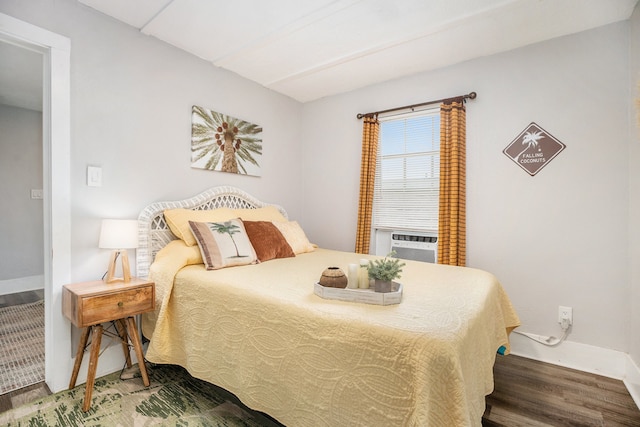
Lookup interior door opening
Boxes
[0,37,45,395]
[0,11,72,393]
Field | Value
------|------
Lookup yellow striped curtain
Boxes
[438,100,466,266]
[355,115,380,254]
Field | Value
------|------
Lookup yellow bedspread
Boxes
[142,241,520,427]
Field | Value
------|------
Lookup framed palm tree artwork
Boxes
[191,105,263,176]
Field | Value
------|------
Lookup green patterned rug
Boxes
[0,364,284,427]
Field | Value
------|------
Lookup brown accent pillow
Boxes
[243,220,295,262]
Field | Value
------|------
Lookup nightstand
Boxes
[62,278,155,412]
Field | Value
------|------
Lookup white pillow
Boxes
[272,221,315,254]
[164,208,235,246]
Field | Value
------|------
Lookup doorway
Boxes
[0,41,44,294]
[0,12,72,393]
[0,39,44,393]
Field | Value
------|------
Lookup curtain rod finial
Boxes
[468,92,477,100]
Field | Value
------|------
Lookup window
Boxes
[372,108,440,232]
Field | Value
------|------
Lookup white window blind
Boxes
[373,109,440,232]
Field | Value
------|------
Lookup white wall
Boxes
[0,104,43,283]
[301,22,632,358]
[628,1,640,395]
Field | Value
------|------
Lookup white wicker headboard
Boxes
[136,186,288,278]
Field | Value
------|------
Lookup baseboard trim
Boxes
[0,274,44,295]
[624,356,640,410]
[510,333,627,378]
[510,333,640,409]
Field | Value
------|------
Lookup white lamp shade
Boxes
[99,219,139,249]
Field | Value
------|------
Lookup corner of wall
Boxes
[629,0,640,375]
[511,335,640,410]
[625,355,640,412]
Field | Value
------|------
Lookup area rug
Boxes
[0,363,285,426]
[0,300,45,395]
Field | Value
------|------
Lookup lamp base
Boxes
[105,249,131,283]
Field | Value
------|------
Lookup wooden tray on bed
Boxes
[313,282,403,305]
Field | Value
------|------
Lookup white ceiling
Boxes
[1,0,638,111]
[77,0,639,102]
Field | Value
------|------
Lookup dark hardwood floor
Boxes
[0,382,50,414]
[484,354,640,426]
[0,289,44,308]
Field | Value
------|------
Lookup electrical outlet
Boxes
[558,306,573,325]
[30,189,43,199]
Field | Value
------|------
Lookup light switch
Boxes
[87,166,102,187]
[31,189,43,199]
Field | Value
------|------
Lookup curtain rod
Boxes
[356,91,477,119]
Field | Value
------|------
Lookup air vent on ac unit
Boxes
[390,231,438,263]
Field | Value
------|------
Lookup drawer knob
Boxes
[118,301,123,308]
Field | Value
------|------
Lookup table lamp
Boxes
[99,219,139,283]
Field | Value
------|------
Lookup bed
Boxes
[137,186,520,427]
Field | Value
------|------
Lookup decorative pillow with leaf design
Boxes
[189,219,257,270]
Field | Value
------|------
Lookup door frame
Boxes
[0,12,72,393]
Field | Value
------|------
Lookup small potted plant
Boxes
[366,251,406,293]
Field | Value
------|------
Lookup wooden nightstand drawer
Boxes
[82,286,153,326]
[62,278,155,328]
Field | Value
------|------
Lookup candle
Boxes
[358,259,370,289]
[347,264,359,288]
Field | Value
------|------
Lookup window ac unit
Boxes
[390,231,437,263]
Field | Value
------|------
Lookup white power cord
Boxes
[513,317,571,347]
